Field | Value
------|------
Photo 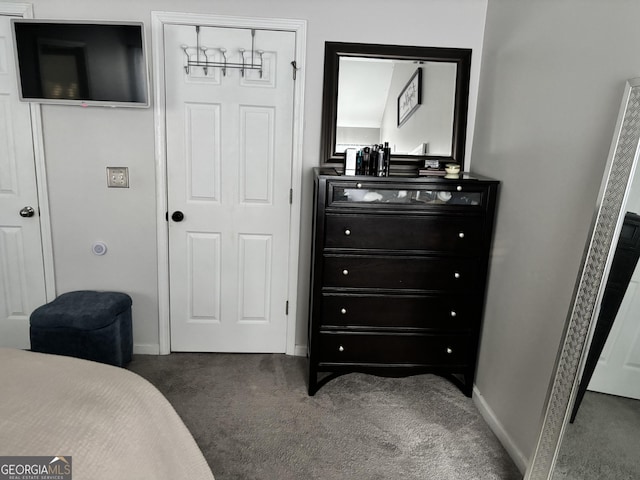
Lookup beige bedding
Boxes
[0,348,215,480]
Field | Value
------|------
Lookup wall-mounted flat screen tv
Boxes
[12,20,149,107]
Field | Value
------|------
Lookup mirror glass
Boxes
[336,57,457,156]
[551,171,640,479]
[525,78,640,480]
[320,42,471,168]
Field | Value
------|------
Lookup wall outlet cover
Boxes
[106,167,129,188]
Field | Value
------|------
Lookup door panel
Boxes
[238,234,271,322]
[186,103,221,201]
[188,232,221,321]
[0,14,47,348]
[240,106,274,204]
[165,24,294,352]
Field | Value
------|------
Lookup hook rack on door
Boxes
[181,26,264,77]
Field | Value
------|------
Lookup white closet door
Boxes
[164,24,295,352]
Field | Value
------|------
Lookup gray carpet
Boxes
[553,391,640,480]
[128,353,521,480]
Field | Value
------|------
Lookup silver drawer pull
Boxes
[342,269,349,276]
[454,272,461,279]
[450,310,457,317]
[456,185,462,192]
[458,232,465,239]
[446,347,453,354]
[356,183,362,188]
[344,229,351,236]
[340,308,347,314]
[338,345,345,352]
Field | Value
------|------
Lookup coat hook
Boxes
[239,48,246,77]
[179,29,263,78]
[291,60,300,80]
[181,45,190,74]
[219,48,227,76]
[200,47,209,75]
[257,50,264,78]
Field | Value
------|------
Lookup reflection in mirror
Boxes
[552,206,640,478]
[569,211,640,424]
[320,42,471,169]
[552,173,640,479]
[525,78,640,480]
[336,57,457,156]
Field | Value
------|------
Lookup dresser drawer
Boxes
[321,293,473,330]
[318,332,471,366]
[322,254,476,290]
[325,214,483,252]
[328,183,486,209]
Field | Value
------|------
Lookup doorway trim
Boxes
[151,11,307,355]
[1,2,56,303]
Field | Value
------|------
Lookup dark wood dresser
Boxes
[307,168,499,396]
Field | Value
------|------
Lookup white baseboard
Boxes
[133,343,160,355]
[293,344,307,357]
[133,344,304,356]
[473,385,528,474]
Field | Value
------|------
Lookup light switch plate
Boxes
[106,167,129,188]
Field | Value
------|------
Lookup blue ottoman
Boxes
[30,291,133,367]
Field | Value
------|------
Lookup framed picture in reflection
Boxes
[397,67,422,127]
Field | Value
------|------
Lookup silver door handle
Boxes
[19,206,35,218]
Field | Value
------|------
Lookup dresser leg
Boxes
[463,380,473,397]
[463,372,474,397]
[444,372,474,397]
[308,374,318,396]
[308,371,346,396]
[307,360,319,395]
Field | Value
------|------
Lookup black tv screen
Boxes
[12,20,149,107]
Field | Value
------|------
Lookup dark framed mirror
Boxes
[320,41,472,170]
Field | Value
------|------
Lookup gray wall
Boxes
[381,61,457,155]
[336,126,381,150]
[472,0,640,466]
[26,0,640,469]
[22,0,487,352]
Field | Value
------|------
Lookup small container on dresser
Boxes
[307,168,499,396]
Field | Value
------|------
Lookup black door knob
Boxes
[171,211,185,222]
[19,206,35,218]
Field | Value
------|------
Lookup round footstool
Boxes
[29,290,133,367]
